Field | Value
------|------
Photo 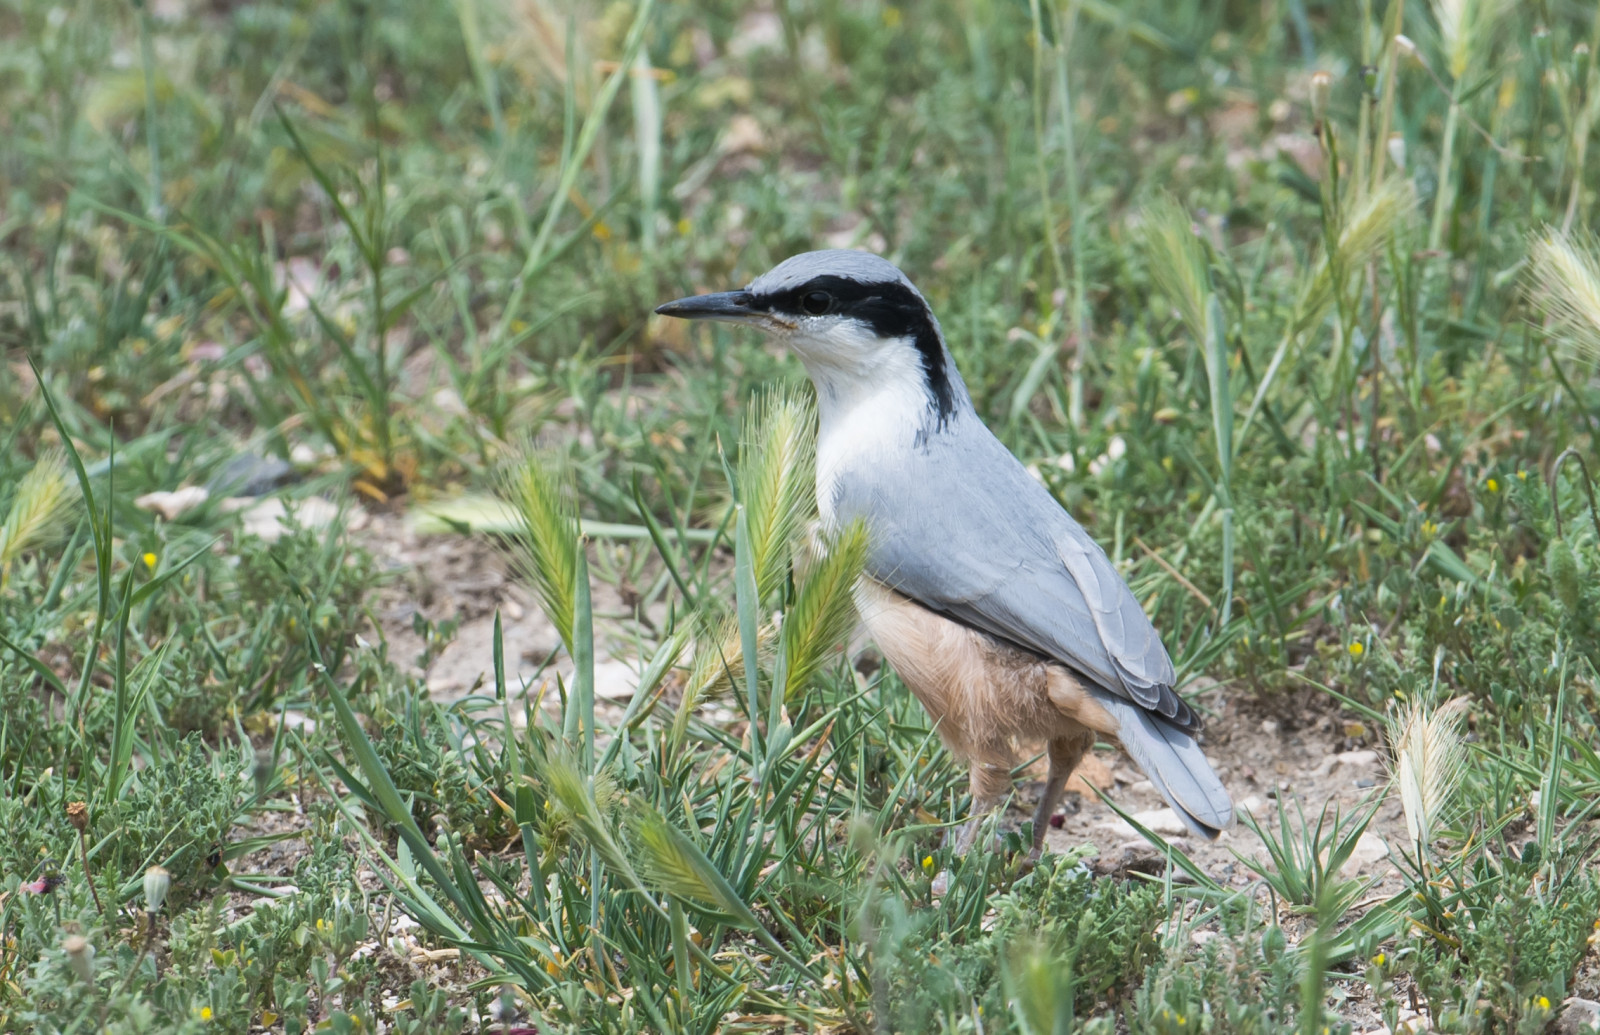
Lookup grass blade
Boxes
[735,504,763,770]
[573,544,595,769]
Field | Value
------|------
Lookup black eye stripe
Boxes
[750,274,956,424]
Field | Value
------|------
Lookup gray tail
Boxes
[1093,689,1234,840]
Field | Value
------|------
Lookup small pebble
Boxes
[1554,997,1600,1035]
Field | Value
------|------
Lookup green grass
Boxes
[4,0,1600,1030]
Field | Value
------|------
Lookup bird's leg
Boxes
[952,759,1014,856]
[1028,731,1094,863]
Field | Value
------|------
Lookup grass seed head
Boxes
[738,387,817,602]
[1434,0,1510,79]
[499,448,581,653]
[0,451,73,588]
[780,520,868,705]
[627,800,725,910]
[1138,193,1211,343]
[1528,229,1600,362]
[1387,697,1469,855]
[1295,177,1416,336]
[539,747,639,887]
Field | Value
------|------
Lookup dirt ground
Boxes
[232,512,1598,1033]
[363,514,1413,890]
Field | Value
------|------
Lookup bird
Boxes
[656,249,1233,857]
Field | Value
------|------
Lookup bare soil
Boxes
[362,518,1419,901]
[228,513,1571,1033]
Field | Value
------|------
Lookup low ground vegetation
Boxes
[3,0,1600,1030]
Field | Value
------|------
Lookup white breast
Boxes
[812,373,928,530]
[779,318,942,530]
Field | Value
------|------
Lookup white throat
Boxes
[795,329,939,529]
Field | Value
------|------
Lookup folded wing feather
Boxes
[834,419,1198,733]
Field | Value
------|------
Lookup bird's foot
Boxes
[948,817,1005,857]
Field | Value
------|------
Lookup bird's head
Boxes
[656,250,965,423]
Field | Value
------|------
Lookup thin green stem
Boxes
[1353,0,1374,195]
[1370,0,1405,192]
[1028,0,1069,323]
[455,0,505,145]
[133,0,164,220]
[1560,0,1600,234]
[1427,96,1461,253]
[1055,0,1090,430]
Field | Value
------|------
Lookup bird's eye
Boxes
[800,290,832,316]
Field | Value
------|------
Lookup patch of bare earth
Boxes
[235,507,1561,1030]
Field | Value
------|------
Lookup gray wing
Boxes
[834,423,1197,732]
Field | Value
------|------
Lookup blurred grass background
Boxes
[4,0,1600,1030]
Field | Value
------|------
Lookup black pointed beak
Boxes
[654,290,760,323]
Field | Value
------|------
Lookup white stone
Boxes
[1556,998,1600,1034]
[1337,831,1390,878]
[134,486,209,521]
[1320,749,1381,776]
[1095,818,1138,840]
[1130,808,1190,837]
[232,496,340,543]
[593,657,641,701]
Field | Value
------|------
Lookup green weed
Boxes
[4,0,1600,1030]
